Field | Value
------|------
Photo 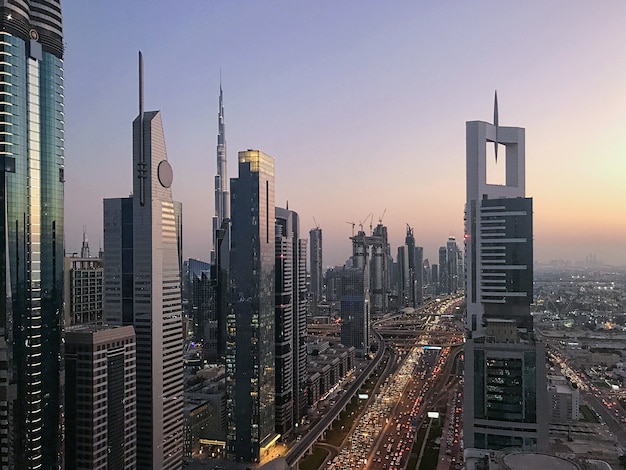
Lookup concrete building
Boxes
[103,53,183,469]
[463,97,548,452]
[0,2,65,467]
[227,150,277,462]
[64,325,136,469]
[350,227,390,313]
[547,375,580,424]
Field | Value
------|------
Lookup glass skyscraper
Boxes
[227,150,277,462]
[0,2,64,468]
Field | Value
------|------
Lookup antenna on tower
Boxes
[493,89,499,162]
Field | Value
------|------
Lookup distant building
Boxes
[227,150,277,462]
[65,324,136,469]
[309,227,323,315]
[463,100,548,452]
[438,246,448,294]
[64,232,103,326]
[339,266,370,356]
[446,236,459,293]
[184,259,215,362]
[350,226,390,313]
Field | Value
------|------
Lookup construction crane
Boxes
[378,208,387,225]
[312,217,320,229]
[359,212,372,234]
[345,221,356,237]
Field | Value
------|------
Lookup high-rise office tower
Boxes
[431,264,438,294]
[438,246,447,294]
[339,265,370,356]
[414,246,424,305]
[463,97,547,451]
[275,207,308,437]
[103,53,184,469]
[309,226,322,315]
[0,3,64,467]
[227,150,277,462]
[446,236,459,293]
[396,246,409,306]
[397,225,422,307]
[211,82,229,264]
[65,324,137,469]
[183,259,214,361]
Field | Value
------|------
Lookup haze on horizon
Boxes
[63,1,626,268]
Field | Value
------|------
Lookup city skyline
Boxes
[63,1,626,267]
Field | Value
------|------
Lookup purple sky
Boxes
[63,1,626,267]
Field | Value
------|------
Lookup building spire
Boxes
[81,225,90,258]
[212,75,230,262]
[138,51,146,205]
[493,89,499,162]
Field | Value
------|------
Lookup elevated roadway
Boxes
[285,327,386,468]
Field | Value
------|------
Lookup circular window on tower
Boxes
[157,160,173,188]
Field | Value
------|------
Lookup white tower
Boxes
[104,52,183,469]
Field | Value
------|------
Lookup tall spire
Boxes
[493,89,499,162]
[212,76,229,262]
[138,51,146,205]
[81,225,90,258]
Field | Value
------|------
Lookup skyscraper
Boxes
[446,236,459,293]
[212,83,231,361]
[309,226,322,315]
[397,225,422,307]
[103,53,183,469]
[463,97,547,452]
[227,150,277,462]
[339,266,370,356]
[211,82,229,264]
[65,324,137,469]
[350,226,390,313]
[275,207,308,437]
[0,3,64,467]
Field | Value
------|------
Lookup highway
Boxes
[285,327,386,468]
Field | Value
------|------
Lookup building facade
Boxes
[63,241,103,327]
[309,227,322,315]
[64,325,136,469]
[227,150,277,462]
[103,53,183,469]
[339,266,370,356]
[463,106,548,452]
[0,2,65,467]
[275,207,308,437]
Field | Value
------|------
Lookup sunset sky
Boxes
[63,1,626,267]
